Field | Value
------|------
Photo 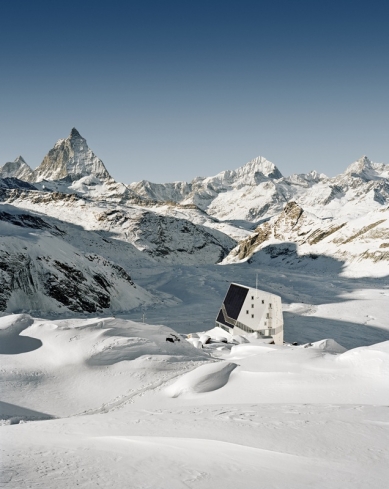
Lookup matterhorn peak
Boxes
[31,128,111,182]
[69,127,82,139]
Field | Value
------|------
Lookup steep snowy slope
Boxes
[0,186,236,266]
[0,204,157,314]
[95,207,236,264]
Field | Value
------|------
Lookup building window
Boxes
[269,303,272,308]
[262,300,264,304]
[251,296,254,300]
[251,304,254,308]
[266,313,269,319]
[264,322,267,326]
[246,310,249,314]
[251,314,254,318]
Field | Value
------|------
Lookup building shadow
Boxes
[0,400,54,423]
[283,312,389,350]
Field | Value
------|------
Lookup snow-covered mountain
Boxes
[0,156,33,181]
[128,154,389,274]
[1,128,388,313]
[129,155,389,222]
[223,200,389,275]
[129,156,285,218]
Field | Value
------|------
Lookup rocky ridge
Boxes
[223,201,389,273]
[130,155,389,223]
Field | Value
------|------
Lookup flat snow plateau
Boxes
[1,264,389,488]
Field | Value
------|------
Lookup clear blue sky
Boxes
[1,0,388,183]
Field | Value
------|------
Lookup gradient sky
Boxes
[1,0,388,183]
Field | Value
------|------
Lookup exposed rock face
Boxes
[0,178,37,191]
[0,210,64,235]
[30,128,111,182]
[0,205,156,314]
[274,202,304,239]
[233,222,271,261]
[0,250,140,314]
[223,199,389,267]
[0,156,34,181]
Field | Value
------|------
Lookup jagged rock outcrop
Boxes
[223,200,389,268]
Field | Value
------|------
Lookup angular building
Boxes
[215,283,284,345]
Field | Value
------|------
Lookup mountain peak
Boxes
[356,155,372,168]
[14,155,27,164]
[344,155,374,180]
[245,156,283,179]
[31,129,111,182]
[69,127,82,139]
[0,155,33,180]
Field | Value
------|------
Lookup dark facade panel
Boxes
[216,309,231,328]
[224,284,248,320]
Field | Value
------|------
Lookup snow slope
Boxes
[1,314,389,488]
[0,204,157,314]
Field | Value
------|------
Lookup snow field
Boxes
[1,310,389,487]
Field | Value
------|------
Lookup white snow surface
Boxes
[1,302,389,488]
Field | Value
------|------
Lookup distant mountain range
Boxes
[1,128,388,314]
